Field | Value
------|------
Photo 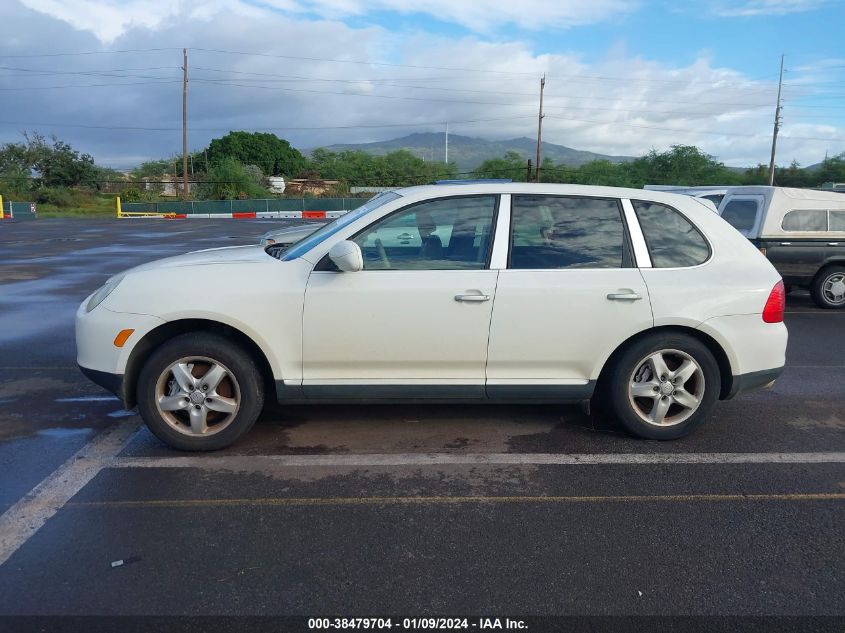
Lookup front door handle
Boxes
[455,294,490,302]
[607,291,642,301]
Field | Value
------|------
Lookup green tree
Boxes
[308,148,455,186]
[815,152,845,185]
[625,145,741,187]
[472,151,528,181]
[201,157,267,200]
[206,131,305,177]
[131,158,173,179]
[0,132,97,188]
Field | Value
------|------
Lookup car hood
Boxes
[261,223,326,243]
[124,245,272,275]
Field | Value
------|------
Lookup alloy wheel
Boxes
[628,349,705,427]
[154,356,241,436]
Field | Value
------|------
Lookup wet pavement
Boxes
[0,218,843,620]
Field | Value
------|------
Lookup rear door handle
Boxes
[455,294,490,302]
[607,292,642,301]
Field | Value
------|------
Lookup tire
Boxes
[810,266,845,309]
[137,332,264,451]
[599,333,720,440]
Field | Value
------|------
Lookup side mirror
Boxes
[328,240,363,272]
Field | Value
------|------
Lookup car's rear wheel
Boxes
[137,333,264,451]
[811,266,845,309]
[602,333,720,440]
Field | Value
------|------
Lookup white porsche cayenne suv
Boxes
[76,183,787,451]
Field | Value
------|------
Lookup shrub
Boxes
[34,187,73,207]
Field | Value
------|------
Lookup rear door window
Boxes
[632,201,710,268]
[782,209,828,231]
[720,199,760,236]
[509,195,627,269]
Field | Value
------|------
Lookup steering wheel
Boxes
[375,238,391,268]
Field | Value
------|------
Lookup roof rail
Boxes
[433,179,513,185]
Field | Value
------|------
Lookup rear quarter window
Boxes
[632,200,710,268]
[782,209,828,232]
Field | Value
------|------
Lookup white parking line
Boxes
[0,419,140,567]
[114,451,845,469]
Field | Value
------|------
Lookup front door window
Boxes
[352,196,497,270]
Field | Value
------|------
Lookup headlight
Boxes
[86,276,124,312]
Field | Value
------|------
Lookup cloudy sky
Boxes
[0,0,843,169]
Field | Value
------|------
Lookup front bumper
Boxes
[78,365,126,403]
[75,301,165,404]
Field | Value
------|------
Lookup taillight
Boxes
[762,280,785,323]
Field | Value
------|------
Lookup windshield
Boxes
[278,191,402,261]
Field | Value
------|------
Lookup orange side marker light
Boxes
[113,329,135,348]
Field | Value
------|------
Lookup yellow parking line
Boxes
[68,492,845,509]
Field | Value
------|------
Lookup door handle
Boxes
[607,291,642,301]
[455,294,490,302]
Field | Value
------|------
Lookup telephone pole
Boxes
[445,121,449,164]
[534,74,545,182]
[182,48,189,199]
[767,54,784,187]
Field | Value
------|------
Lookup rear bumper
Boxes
[723,366,784,400]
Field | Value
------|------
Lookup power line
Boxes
[545,114,845,142]
[0,48,183,59]
[0,80,181,91]
[190,47,540,77]
[0,115,537,132]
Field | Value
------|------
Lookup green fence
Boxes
[120,198,366,217]
[1,200,38,221]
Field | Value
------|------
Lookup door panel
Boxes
[486,269,652,387]
[302,194,501,396]
[303,270,498,392]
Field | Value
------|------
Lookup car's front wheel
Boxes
[811,266,845,309]
[602,333,720,440]
[137,333,264,451]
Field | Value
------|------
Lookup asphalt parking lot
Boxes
[0,219,843,622]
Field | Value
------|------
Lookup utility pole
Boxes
[767,54,784,187]
[445,121,449,165]
[526,159,533,182]
[182,48,189,199]
[535,74,545,183]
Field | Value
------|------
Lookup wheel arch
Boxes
[595,325,734,400]
[813,259,845,282]
[123,319,276,408]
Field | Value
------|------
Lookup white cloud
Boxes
[2,0,842,169]
[19,0,638,43]
[19,0,184,43]
[711,0,829,17]
[269,0,638,32]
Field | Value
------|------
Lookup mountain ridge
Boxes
[309,132,635,171]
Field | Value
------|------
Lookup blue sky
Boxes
[1,0,843,167]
